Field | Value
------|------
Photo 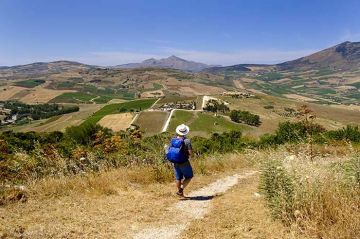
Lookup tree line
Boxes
[2,101,79,121]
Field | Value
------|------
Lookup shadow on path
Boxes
[180,195,218,201]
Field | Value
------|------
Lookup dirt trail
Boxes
[133,171,257,239]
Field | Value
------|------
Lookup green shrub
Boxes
[326,125,360,143]
[259,160,295,222]
[230,110,261,126]
[264,105,274,109]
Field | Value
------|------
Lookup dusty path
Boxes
[133,171,257,239]
[162,109,175,132]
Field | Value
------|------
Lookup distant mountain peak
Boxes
[117,55,213,72]
[167,55,183,60]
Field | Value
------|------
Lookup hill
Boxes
[0,61,95,79]
[116,55,213,72]
[203,64,252,74]
[277,41,360,71]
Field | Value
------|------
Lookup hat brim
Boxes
[176,125,190,136]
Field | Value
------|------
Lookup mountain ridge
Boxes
[116,55,214,72]
[277,41,360,70]
[2,41,360,75]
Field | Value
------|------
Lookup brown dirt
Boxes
[233,80,245,89]
[0,86,28,101]
[165,78,224,96]
[98,113,134,132]
[284,94,318,102]
[19,88,75,104]
[140,90,165,98]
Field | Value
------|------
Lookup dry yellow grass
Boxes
[97,113,134,132]
[183,176,306,239]
[165,78,224,96]
[140,90,164,98]
[233,79,245,89]
[284,93,318,102]
[0,86,28,100]
[19,88,75,104]
[1,148,358,238]
[221,94,360,137]
[0,153,254,238]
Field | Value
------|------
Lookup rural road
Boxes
[132,171,257,239]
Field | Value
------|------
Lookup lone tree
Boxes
[296,105,324,160]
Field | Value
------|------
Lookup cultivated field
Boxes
[11,104,102,132]
[98,113,134,132]
[220,93,360,137]
[284,93,318,102]
[164,78,224,96]
[19,88,75,104]
[140,90,164,98]
[134,111,169,136]
[0,86,28,101]
[167,110,250,137]
[82,99,157,126]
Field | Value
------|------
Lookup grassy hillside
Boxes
[134,111,169,136]
[81,98,157,126]
[167,110,250,137]
[13,79,46,88]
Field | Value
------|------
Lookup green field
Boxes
[50,92,102,104]
[81,99,157,126]
[168,110,250,137]
[134,111,169,136]
[350,82,360,89]
[14,79,45,88]
[168,110,194,132]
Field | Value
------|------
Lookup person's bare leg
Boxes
[182,178,192,189]
[176,180,182,191]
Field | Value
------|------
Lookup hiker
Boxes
[166,124,193,197]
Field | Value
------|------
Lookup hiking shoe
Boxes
[176,188,184,197]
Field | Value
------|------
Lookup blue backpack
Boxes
[166,137,188,163]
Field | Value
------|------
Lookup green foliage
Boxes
[259,160,295,221]
[203,99,229,113]
[14,79,45,88]
[65,123,103,145]
[192,130,245,154]
[50,92,103,104]
[315,68,335,76]
[52,81,77,89]
[350,82,360,89]
[264,105,274,109]
[326,125,360,143]
[341,155,360,188]
[1,101,79,121]
[259,121,325,147]
[230,110,261,126]
[256,72,283,81]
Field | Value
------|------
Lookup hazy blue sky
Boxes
[1,0,360,66]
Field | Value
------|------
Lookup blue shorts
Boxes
[173,161,193,181]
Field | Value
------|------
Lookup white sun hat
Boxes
[176,124,190,136]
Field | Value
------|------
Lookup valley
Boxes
[1,43,360,137]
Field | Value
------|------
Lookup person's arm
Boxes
[185,139,193,157]
[188,149,192,156]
